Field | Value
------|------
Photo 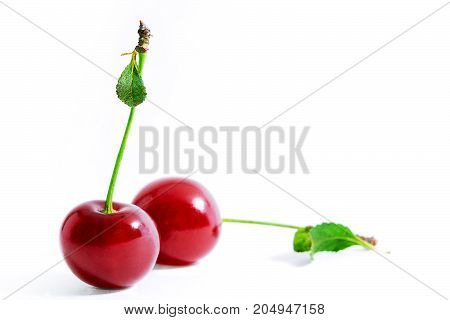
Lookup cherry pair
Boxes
[61,178,220,289]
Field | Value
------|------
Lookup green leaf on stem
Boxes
[116,63,147,107]
[309,222,372,258]
[293,229,312,252]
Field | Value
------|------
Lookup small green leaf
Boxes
[309,223,370,258]
[293,229,312,252]
[116,63,147,107]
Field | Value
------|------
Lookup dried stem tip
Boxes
[136,20,151,53]
[357,235,377,246]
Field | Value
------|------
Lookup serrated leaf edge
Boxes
[309,222,366,258]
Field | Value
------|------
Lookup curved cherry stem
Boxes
[103,106,136,213]
[222,218,308,231]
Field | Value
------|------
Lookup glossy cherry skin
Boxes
[60,200,160,289]
[133,178,221,265]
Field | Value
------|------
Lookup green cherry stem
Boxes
[138,52,147,75]
[103,53,147,214]
[103,106,136,213]
[104,21,151,213]
[222,218,308,231]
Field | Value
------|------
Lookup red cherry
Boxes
[60,200,160,289]
[133,178,221,265]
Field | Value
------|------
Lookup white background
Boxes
[0,0,449,318]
